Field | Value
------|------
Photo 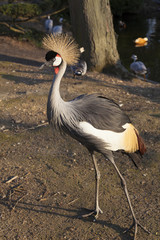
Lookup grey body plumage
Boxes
[70,47,87,77]
[42,34,150,239]
[130,55,147,78]
[45,16,53,34]
[71,60,87,77]
[47,88,130,154]
[48,91,130,133]
[52,17,63,35]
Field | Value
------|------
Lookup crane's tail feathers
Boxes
[42,34,80,65]
[134,129,147,155]
[123,124,146,155]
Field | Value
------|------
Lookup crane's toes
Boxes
[80,207,103,219]
[95,207,103,219]
[137,221,150,234]
[123,219,150,239]
[81,210,96,218]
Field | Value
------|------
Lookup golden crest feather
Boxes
[42,34,80,65]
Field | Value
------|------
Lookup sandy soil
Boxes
[0,36,160,240]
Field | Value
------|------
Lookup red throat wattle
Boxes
[54,67,59,74]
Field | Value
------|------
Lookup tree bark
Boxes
[68,0,121,73]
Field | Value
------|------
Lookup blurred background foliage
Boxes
[0,0,69,46]
[0,0,146,46]
[0,3,41,20]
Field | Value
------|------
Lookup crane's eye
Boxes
[53,55,62,67]
[45,51,56,61]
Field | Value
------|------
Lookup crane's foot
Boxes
[81,206,103,219]
[123,219,150,240]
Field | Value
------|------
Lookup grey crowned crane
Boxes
[45,16,53,34]
[71,47,87,77]
[41,34,150,239]
[130,55,147,79]
[52,17,63,35]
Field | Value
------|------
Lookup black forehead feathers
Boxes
[45,51,57,61]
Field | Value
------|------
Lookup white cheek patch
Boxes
[53,56,62,66]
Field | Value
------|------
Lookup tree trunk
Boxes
[68,0,122,73]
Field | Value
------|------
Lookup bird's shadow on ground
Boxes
[0,199,134,240]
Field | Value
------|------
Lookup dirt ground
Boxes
[0,36,160,240]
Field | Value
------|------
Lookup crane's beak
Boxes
[39,61,47,69]
[39,61,52,69]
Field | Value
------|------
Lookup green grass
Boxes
[0,24,45,48]
[0,131,23,144]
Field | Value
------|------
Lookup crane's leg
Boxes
[82,152,103,219]
[109,156,150,239]
[92,153,103,218]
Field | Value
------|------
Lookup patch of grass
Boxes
[1,96,26,110]
[0,23,44,48]
[0,3,41,20]
[0,62,14,68]
[150,113,160,118]
[0,131,22,144]
[19,28,45,48]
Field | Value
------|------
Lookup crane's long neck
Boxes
[49,60,67,105]
[47,60,67,125]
